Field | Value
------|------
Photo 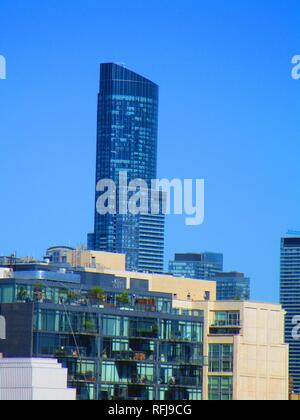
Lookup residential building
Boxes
[89,63,165,273]
[214,272,250,301]
[0,250,288,400]
[0,255,36,266]
[169,253,223,280]
[175,299,288,400]
[280,233,300,393]
[45,246,75,265]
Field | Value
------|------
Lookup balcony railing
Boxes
[102,376,155,386]
[160,377,201,387]
[14,270,81,284]
[211,321,241,327]
[104,351,155,363]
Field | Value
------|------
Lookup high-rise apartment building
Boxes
[214,272,250,301]
[280,233,300,393]
[0,250,288,400]
[88,63,165,273]
[169,253,223,280]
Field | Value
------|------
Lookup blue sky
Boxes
[0,0,299,303]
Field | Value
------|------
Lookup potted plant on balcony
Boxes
[34,282,44,302]
[17,287,28,302]
[66,290,80,305]
[116,291,130,306]
[89,287,105,307]
[83,319,96,333]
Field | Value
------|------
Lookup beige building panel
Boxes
[188,300,288,400]
[66,250,126,271]
[150,275,216,301]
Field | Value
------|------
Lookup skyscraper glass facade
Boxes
[168,253,223,280]
[89,63,165,273]
[280,234,300,393]
[215,272,250,301]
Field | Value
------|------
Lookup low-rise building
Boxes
[0,358,76,400]
[0,250,288,400]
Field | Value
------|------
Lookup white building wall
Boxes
[0,358,76,401]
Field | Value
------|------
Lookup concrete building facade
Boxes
[174,300,288,400]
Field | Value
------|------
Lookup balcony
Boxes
[209,324,241,336]
[160,376,201,387]
[103,376,155,386]
[160,355,208,366]
[210,312,241,335]
[211,320,241,328]
[55,346,88,358]
[104,351,155,363]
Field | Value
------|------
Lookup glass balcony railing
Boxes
[160,377,201,387]
[211,321,241,327]
[211,312,241,328]
[104,351,156,363]
[102,376,155,386]
[14,270,81,284]
[159,355,207,366]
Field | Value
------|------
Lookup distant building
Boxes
[45,246,75,265]
[168,253,223,280]
[0,255,36,266]
[215,272,250,301]
[280,233,300,393]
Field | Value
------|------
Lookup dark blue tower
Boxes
[88,64,165,273]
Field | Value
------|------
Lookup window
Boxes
[0,285,14,303]
[208,376,233,400]
[103,316,128,337]
[160,320,202,342]
[213,311,240,327]
[209,344,233,373]
[102,362,154,384]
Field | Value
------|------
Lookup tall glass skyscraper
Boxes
[88,63,165,273]
[280,233,300,393]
